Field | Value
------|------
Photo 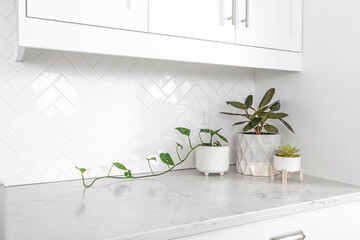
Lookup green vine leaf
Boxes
[213,141,221,146]
[160,153,175,166]
[113,162,127,171]
[146,157,157,161]
[175,142,183,150]
[124,170,133,178]
[75,166,88,173]
[200,129,211,133]
[175,127,190,136]
[216,133,228,143]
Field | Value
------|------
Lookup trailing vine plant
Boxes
[76,127,228,188]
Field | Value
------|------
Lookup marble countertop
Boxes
[5,167,360,240]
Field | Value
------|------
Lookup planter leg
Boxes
[219,172,224,176]
[270,165,274,180]
[204,172,209,176]
[282,169,287,184]
[300,168,304,183]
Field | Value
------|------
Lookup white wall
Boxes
[0,0,254,186]
[255,0,360,185]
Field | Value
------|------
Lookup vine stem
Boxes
[107,165,114,176]
[188,135,193,149]
[147,160,155,175]
[81,145,201,188]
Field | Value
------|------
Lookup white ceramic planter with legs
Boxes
[196,146,230,176]
[274,156,301,172]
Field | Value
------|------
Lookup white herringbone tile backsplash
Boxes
[0,0,254,186]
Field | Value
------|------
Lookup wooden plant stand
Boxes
[270,165,304,184]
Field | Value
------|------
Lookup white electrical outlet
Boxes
[198,105,210,129]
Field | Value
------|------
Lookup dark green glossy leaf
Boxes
[243,118,261,131]
[75,166,87,173]
[245,95,253,108]
[219,112,247,116]
[260,112,288,119]
[175,142,183,150]
[243,123,252,132]
[160,153,175,165]
[226,101,247,110]
[146,157,157,161]
[216,133,228,143]
[249,117,262,128]
[264,124,279,133]
[113,162,127,171]
[233,121,248,126]
[175,127,190,136]
[253,106,269,117]
[269,100,281,111]
[260,116,268,125]
[259,88,275,108]
[124,170,133,178]
[279,118,295,134]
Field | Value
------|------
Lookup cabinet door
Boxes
[149,0,235,43]
[27,0,148,32]
[236,0,302,52]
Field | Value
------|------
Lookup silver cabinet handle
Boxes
[270,230,306,240]
[226,0,237,25]
[240,0,249,27]
[232,0,237,25]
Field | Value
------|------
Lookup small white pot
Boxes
[196,146,230,176]
[274,156,301,172]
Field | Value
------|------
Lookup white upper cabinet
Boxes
[235,0,303,52]
[27,0,148,32]
[149,0,236,43]
[16,0,303,71]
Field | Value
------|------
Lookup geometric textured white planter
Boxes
[236,133,281,176]
[196,146,230,176]
[274,156,301,172]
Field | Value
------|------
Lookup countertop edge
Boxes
[109,191,360,240]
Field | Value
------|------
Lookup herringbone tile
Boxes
[0,0,254,186]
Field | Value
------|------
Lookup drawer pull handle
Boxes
[270,230,305,240]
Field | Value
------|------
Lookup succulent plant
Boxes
[220,88,294,135]
[275,144,301,157]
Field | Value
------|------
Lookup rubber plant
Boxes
[76,127,228,188]
[220,88,294,135]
